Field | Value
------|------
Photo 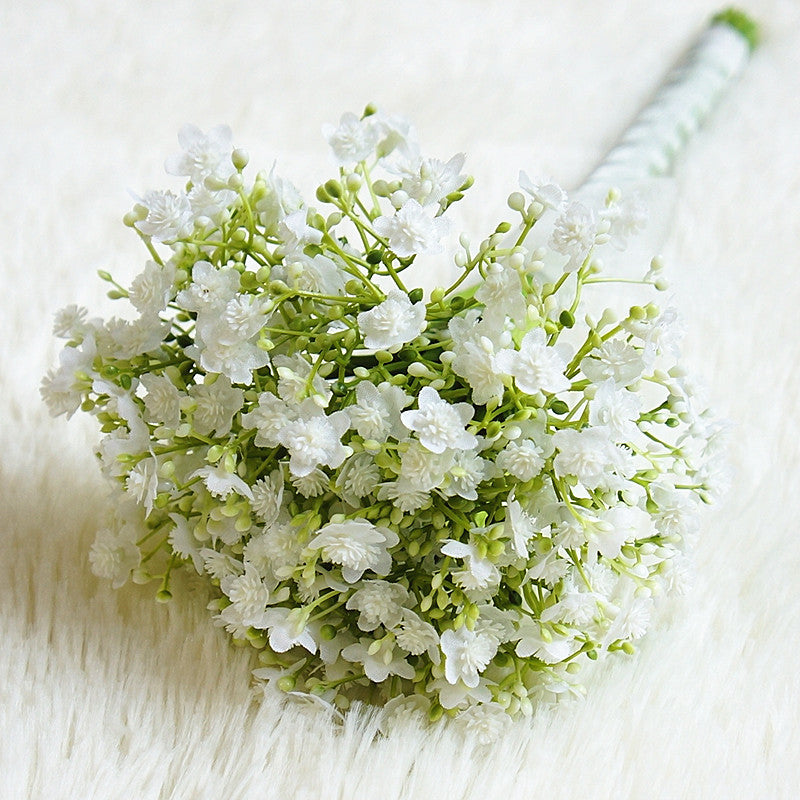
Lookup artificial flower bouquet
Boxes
[43,101,729,737]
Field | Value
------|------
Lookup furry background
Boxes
[1,2,798,797]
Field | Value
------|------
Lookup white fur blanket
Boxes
[2,2,798,797]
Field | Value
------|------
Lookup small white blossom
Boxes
[550,201,597,272]
[139,372,182,429]
[274,353,332,406]
[308,520,399,583]
[190,463,254,501]
[400,386,478,454]
[582,338,646,387]
[261,607,317,654]
[441,539,500,593]
[475,264,526,326]
[515,620,579,663]
[494,328,571,396]
[89,527,141,589]
[189,376,244,437]
[176,261,240,313]
[393,610,440,661]
[135,190,194,242]
[250,470,286,527]
[455,703,511,744]
[277,405,350,478]
[392,152,467,207]
[241,392,296,448]
[519,172,566,211]
[348,380,412,441]
[128,260,176,316]
[440,626,498,687]
[341,638,415,682]
[496,438,546,482]
[506,493,536,558]
[552,426,633,491]
[451,335,506,406]
[589,379,644,444]
[165,123,234,183]
[345,580,409,631]
[52,304,89,339]
[168,514,203,574]
[373,199,449,258]
[323,111,380,165]
[357,290,427,352]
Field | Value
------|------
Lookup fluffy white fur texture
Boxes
[2,2,798,797]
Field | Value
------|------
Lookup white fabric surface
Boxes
[2,2,799,797]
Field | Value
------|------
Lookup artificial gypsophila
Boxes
[43,104,726,739]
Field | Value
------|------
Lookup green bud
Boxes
[407,539,420,557]
[324,179,342,199]
[629,305,646,320]
[495,221,512,234]
[559,309,575,328]
[107,290,126,300]
[277,675,296,692]
[488,540,505,558]
[155,589,172,603]
[408,288,424,303]
[320,624,337,641]
[550,399,569,415]
[375,350,393,364]
[621,641,635,655]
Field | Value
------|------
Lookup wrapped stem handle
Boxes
[581,9,757,192]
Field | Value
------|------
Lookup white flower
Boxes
[277,405,351,478]
[393,152,467,207]
[582,339,646,387]
[194,320,270,385]
[165,123,234,183]
[505,493,536,558]
[189,376,244,437]
[494,328,571,396]
[550,201,596,272]
[291,468,330,498]
[455,703,511,744]
[89,527,141,589]
[135,190,194,241]
[167,514,203,574]
[357,290,427,352]
[591,504,656,560]
[552,426,632,491]
[246,521,303,578]
[274,353,332,405]
[345,580,409,631]
[496,438,546,482]
[373,199,449,258]
[601,192,647,249]
[474,264,526,326]
[441,451,490,501]
[336,452,380,505]
[176,261,240,312]
[589,379,644,444]
[376,479,431,513]
[308,520,399,583]
[341,638,415,682]
[222,563,282,628]
[260,607,317,654]
[52,304,89,339]
[187,184,237,222]
[440,626,498,687]
[100,314,169,360]
[250,469,286,526]
[400,386,478,454]
[519,172,566,211]
[441,539,500,593]
[241,392,296,448]
[40,334,96,418]
[128,260,176,316]
[515,620,579,663]
[190,463,254,501]
[271,253,346,296]
[139,372,182,429]
[200,548,242,581]
[347,380,411,441]
[322,111,380,165]
[277,209,324,254]
[379,695,432,735]
[393,610,440,661]
[399,441,452,491]
[451,336,506,406]
[125,456,160,517]
[255,165,304,234]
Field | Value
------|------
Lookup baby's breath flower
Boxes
[47,102,726,730]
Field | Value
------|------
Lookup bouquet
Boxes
[43,10,752,740]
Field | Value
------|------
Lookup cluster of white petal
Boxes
[43,112,724,734]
